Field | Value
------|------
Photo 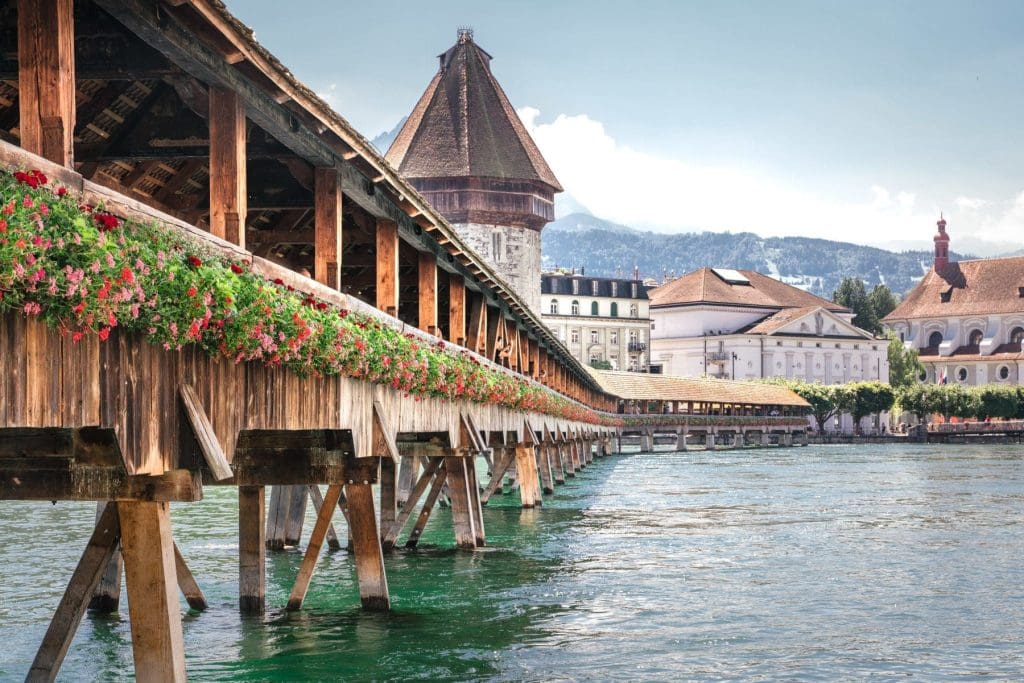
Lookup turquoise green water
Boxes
[1,444,1023,681]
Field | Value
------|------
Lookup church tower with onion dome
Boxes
[386,28,562,314]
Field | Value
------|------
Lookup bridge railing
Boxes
[616,414,809,429]
[929,420,1024,434]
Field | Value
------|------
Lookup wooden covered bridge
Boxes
[0,1,620,679]
[588,370,811,450]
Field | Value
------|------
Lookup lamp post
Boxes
[731,352,738,380]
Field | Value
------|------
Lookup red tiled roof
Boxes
[919,342,1024,363]
[649,268,848,311]
[385,33,562,191]
[884,256,1024,321]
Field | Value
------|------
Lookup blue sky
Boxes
[231,1,1024,254]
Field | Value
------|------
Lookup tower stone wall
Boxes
[453,222,542,314]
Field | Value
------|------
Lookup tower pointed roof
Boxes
[386,29,562,192]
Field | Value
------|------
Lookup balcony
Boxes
[628,341,647,352]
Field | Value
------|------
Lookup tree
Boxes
[589,359,612,370]
[886,332,924,388]
[848,381,895,433]
[896,383,929,421]
[867,284,898,324]
[775,379,852,432]
[832,277,875,333]
[832,278,899,336]
[975,385,1017,420]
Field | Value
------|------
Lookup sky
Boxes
[231,1,1024,255]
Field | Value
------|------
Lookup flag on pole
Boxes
[938,368,947,384]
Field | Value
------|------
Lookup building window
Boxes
[611,282,618,297]
[968,329,983,347]
[572,280,579,295]
[998,365,1010,381]
[590,330,599,344]
[589,353,602,364]
[1010,327,1024,345]
[591,301,599,316]
[591,280,599,296]
[610,331,618,345]
[927,331,943,348]
[570,329,579,344]
[956,367,968,382]
[549,300,559,315]
[629,330,638,343]
[629,304,638,318]
[491,231,504,263]
[571,300,580,316]
[610,302,618,317]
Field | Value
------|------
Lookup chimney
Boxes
[933,214,950,271]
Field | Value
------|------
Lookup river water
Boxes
[1,443,1022,681]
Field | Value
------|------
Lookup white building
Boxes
[541,273,651,371]
[884,217,1024,385]
[648,267,889,431]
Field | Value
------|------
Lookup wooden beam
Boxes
[445,456,478,548]
[208,86,246,246]
[118,501,187,682]
[17,0,75,165]
[406,460,448,548]
[375,219,398,317]
[287,483,343,610]
[307,485,342,551]
[418,251,437,335]
[238,485,265,613]
[345,483,390,610]
[172,543,208,610]
[448,274,466,346]
[246,228,314,245]
[178,384,232,481]
[27,503,120,682]
[381,457,442,550]
[314,167,342,289]
[467,295,488,357]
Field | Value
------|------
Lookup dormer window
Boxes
[940,287,953,303]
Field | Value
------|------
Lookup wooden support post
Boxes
[344,483,390,610]
[514,442,541,508]
[173,543,208,611]
[314,167,342,289]
[17,0,75,166]
[444,455,479,548]
[380,456,398,533]
[467,294,488,356]
[208,86,246,246]
[448,274,466,346]
[239,485,266,614]
[287,484,343,610]
[396,455,419,508]
[376,219,399,317]
[28,503,119,683]
[283,485,308,547]
[308,485,342,551]
[382,457,442,550]
[265,485,290,551]
[552,440,566,484]
[88,501,122,613]
[118,501,187,682]
[480,446,514,505]
[562,439,576,477]
[418,251,437,335]
[538,445,555,494]
[465,456,486,547]
[406,459,447,548]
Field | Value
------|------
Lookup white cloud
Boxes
[518,107,1024,249]
[955,196,986,211]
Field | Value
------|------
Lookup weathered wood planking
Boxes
[1,313,600,474]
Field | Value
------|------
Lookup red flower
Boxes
[56,187,67,197]
[187,255,202,268]
[230,263,244,274]
[120,266,134,284]
[187,286,198,297]
[94,212,120,232]
[98,327,111,342]
[71,331,84,343]
[14,170,47,188]
[273,278,285,286]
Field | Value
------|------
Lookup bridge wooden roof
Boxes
[0,0,602,397]
[586,369,810,407]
